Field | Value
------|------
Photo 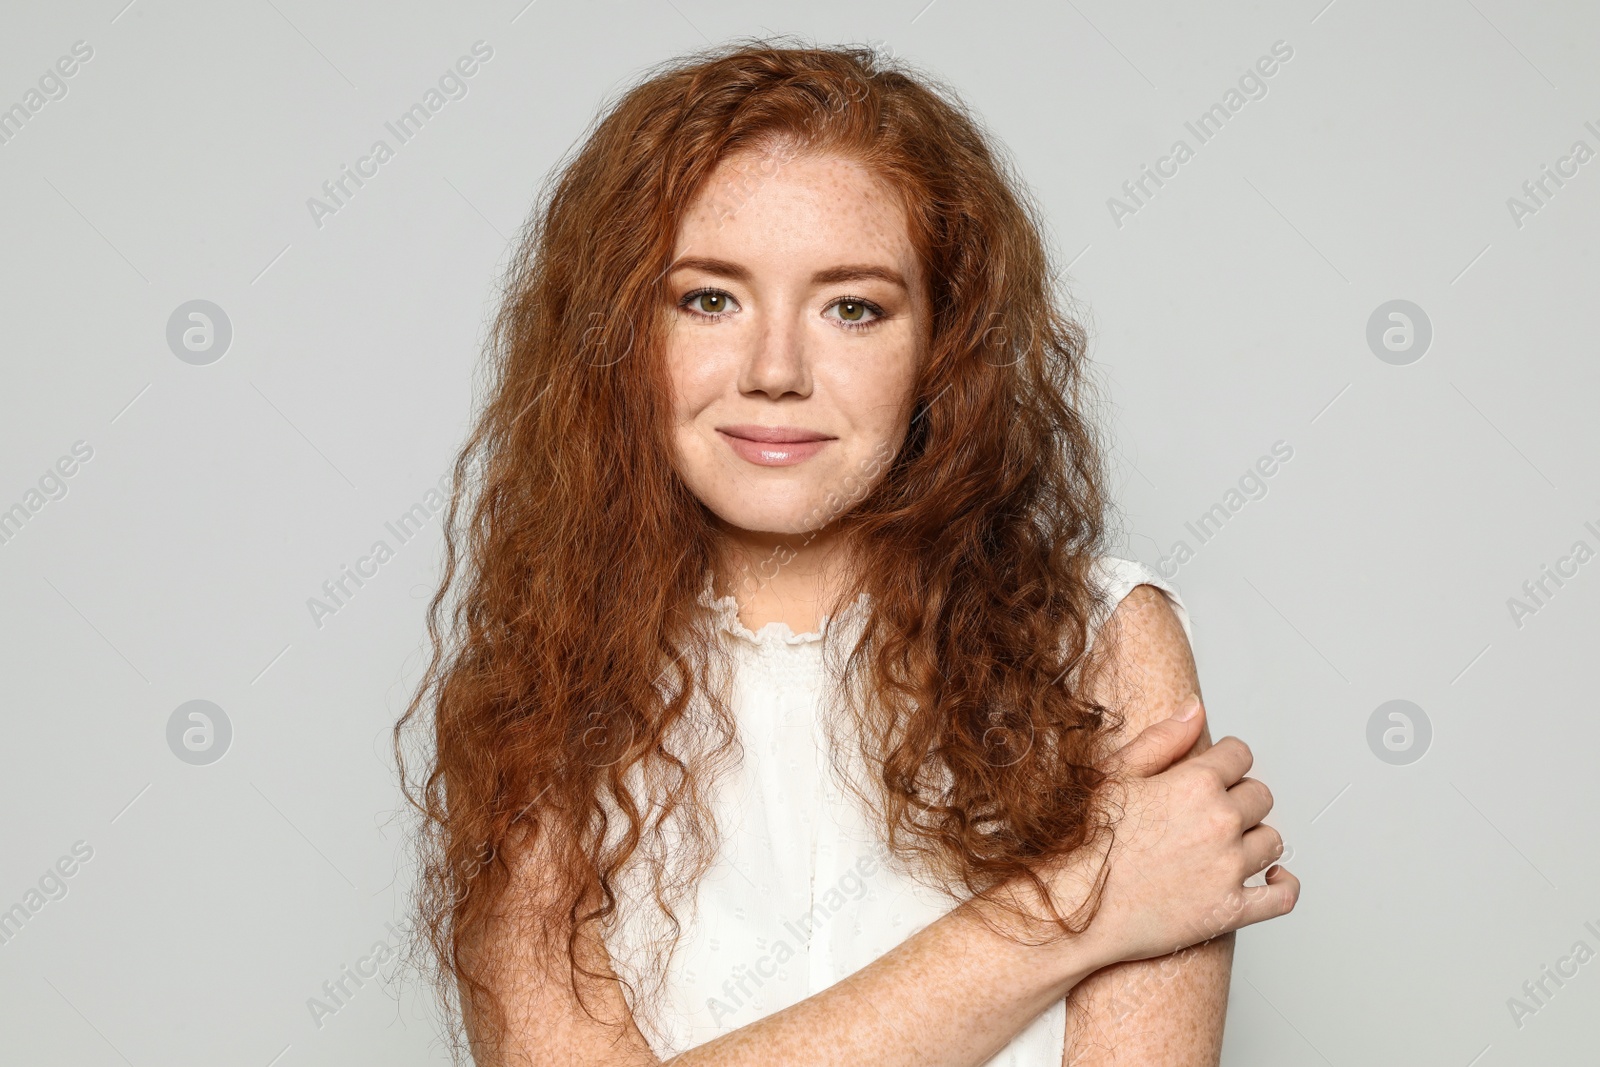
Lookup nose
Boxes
[738,306,812,400]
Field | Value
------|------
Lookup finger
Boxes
[1190,735,1253,787]
[1226,777,1274,829]
[1239,824,1284,877]
[1101,700,1206,779]
[1229,864,1300,931]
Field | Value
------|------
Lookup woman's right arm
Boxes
[464,704,1298,1067]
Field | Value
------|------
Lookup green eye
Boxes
[828,297,881,327]
[694,292,727,313]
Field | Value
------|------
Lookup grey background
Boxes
[1,0,1596,1064]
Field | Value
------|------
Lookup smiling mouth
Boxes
[718,425,834,443]
[716,426,835,467]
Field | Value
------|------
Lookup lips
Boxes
[717,425,834,444]
[716,425,835,467]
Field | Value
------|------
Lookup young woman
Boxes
[395,40,1298,1067]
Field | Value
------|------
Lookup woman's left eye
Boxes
[825,298,884,328]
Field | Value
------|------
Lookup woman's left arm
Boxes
[1062,583,1236,1066]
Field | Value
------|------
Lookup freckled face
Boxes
[663,148,927,536]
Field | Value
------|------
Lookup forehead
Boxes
[677,147,918,267]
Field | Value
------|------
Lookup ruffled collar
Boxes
[697,578,871,649]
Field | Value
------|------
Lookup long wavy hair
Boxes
[394,37,1132,1063]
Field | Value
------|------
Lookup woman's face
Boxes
[663,147,927,537]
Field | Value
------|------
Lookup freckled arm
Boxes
[465,819,1119,1067]
[1061,585,1233,1067]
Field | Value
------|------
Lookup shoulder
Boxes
[1086,555,1193,649]
[1082,555,1206,752]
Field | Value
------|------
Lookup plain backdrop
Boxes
[1,1,1596,1065]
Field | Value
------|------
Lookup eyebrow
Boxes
[667,256,908,291]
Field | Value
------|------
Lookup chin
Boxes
[711,491,832,537]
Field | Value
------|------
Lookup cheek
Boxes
[662,334,733,484]
[664,331,727,419]
[828,341,918,438]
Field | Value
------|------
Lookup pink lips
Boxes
[716,425,835,467]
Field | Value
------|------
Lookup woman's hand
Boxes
[996,695,1298,977]
[1081,695,1298,965]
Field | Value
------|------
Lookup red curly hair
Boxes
[394,36,1131,1063]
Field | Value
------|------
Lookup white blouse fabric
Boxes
[602,555,1194,1065]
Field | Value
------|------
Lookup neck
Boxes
[713,521,856,634]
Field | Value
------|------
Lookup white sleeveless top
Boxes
[602,556,1193,1064]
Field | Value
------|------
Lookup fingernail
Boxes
[1175,695,1201,721]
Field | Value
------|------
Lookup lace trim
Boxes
[697,579,870,649]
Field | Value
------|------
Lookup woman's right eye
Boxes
[681,289,739,316]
